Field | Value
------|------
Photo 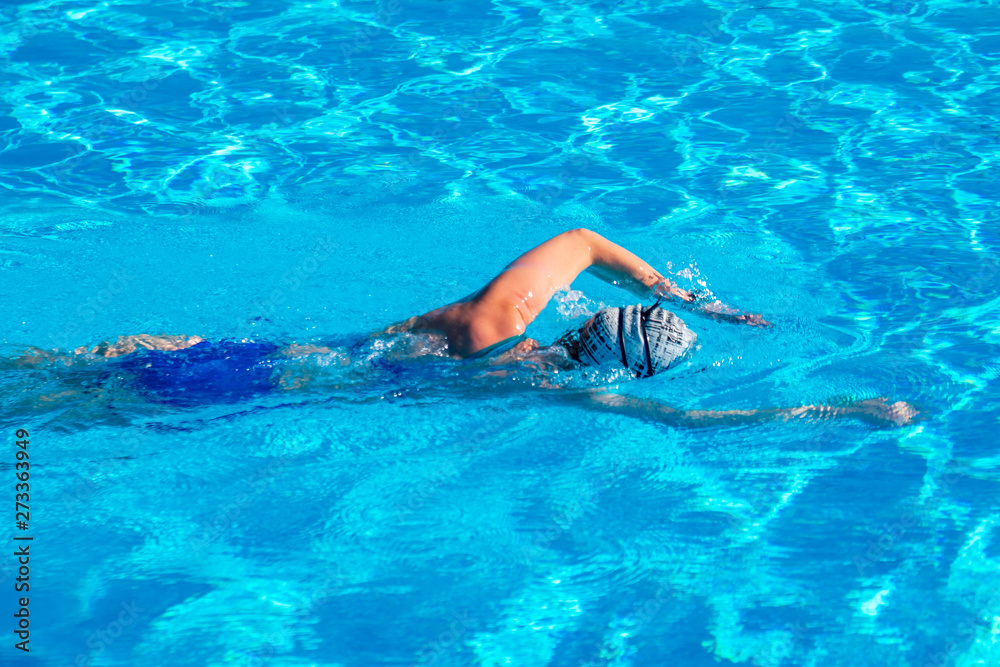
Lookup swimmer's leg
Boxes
[275,344,335,390]
[1,346,66,369]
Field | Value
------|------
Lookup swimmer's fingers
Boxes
[672,286,696,302]
[654,281,696,303]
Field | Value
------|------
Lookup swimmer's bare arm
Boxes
[573,230,694,301]
[475,228,693,328]
[476,228,768,328]
[586,236,772,327]
[584,391,919,428]
[4,335,206,367]
[564,230,770,327]
[75,334,205,357]
[670,295,771,327]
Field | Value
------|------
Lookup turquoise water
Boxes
[2,0,999,665]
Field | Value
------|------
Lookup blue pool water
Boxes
[2,0,999,665]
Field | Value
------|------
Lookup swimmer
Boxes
[378,227,768,371]
[10,229,918,426]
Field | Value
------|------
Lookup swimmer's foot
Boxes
[4,346,57,369]
[855,397,920,427]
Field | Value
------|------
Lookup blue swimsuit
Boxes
[113,339,281,406]
[112,333,525,406]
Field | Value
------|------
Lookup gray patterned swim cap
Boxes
[576,305,696,378]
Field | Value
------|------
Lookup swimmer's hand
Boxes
[854,397,920,427]
[734,311,771,327]
[696,297,772,327]
[659,284,772,328]
[653,280,697,303]
[75,334,205,358]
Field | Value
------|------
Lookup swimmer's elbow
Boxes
[567,227,598,244]
[566,227,601,265]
